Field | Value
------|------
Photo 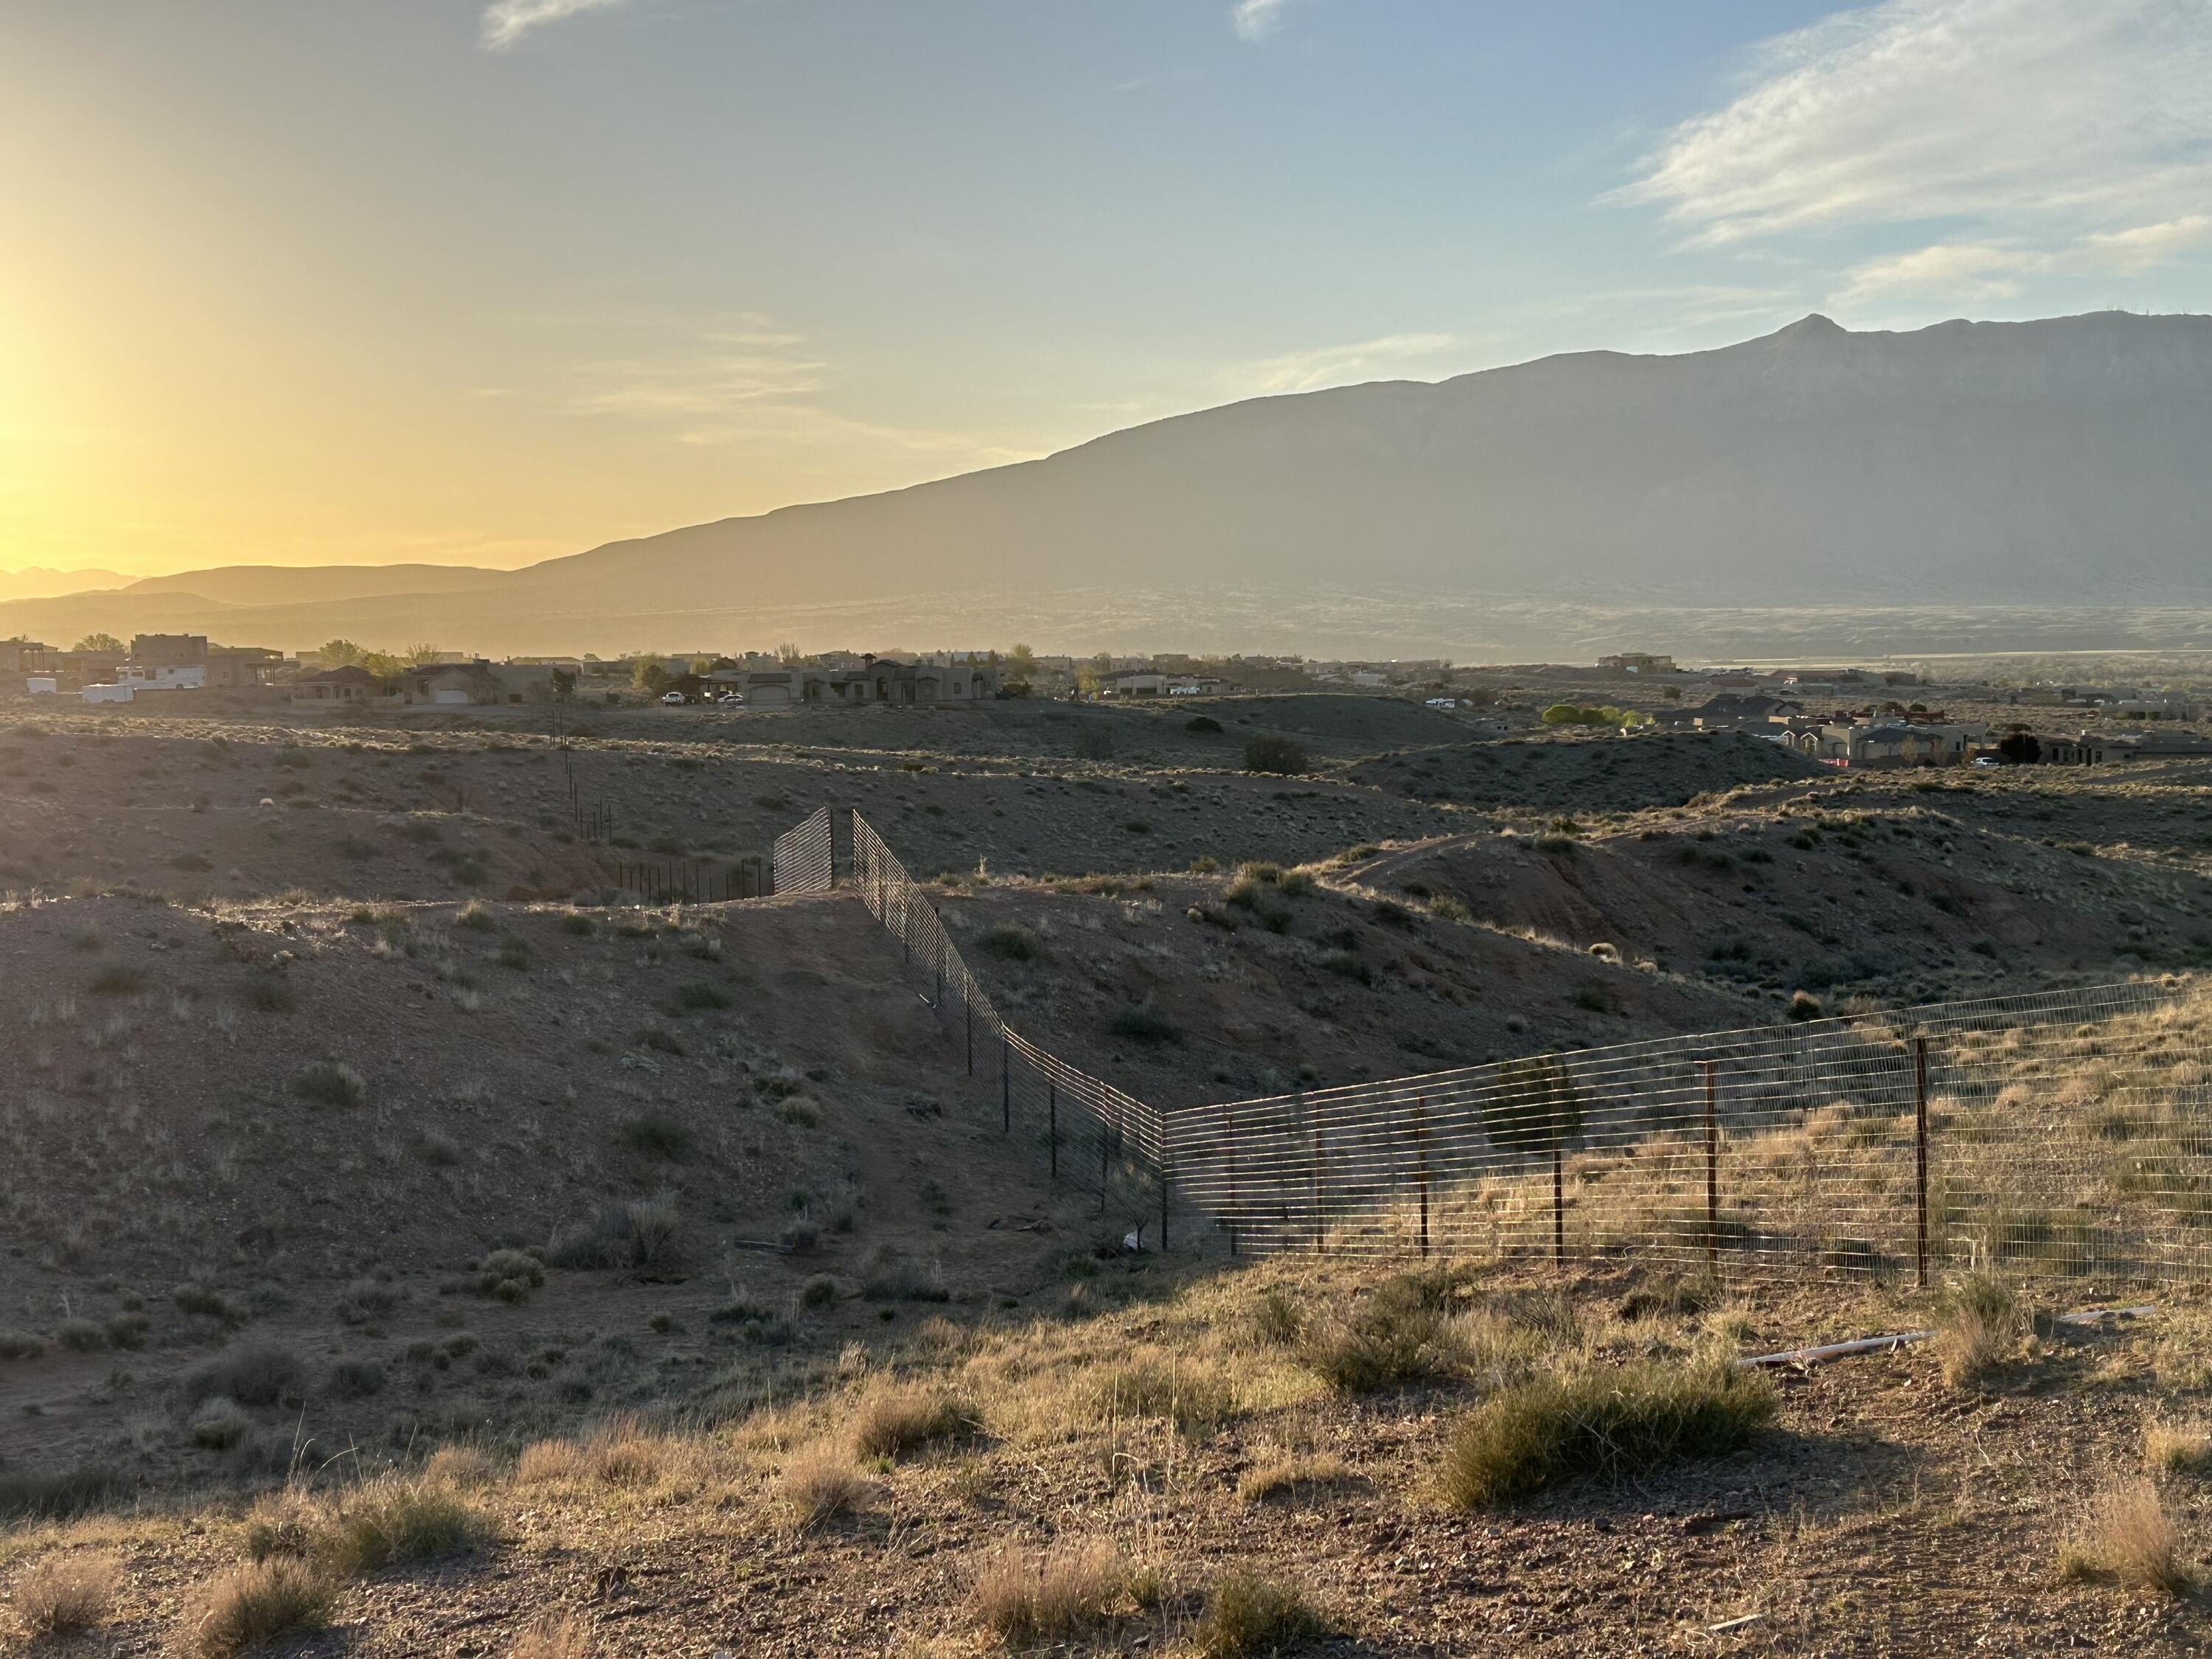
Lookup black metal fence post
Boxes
[1048,1080,1058,1178]
[1915,1035,1930,1290]
[1551,1146,1565,1265]
[1416,1094,1430,1259]
[1001,1034,1010,1133]
[1225,1105,1239,1257]
[1703,1060,1719,1275]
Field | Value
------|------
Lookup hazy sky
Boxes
[5,0,2209,577]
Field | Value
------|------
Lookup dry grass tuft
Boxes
[1192,1569,1323,1658]
[509,1614,594,1658]
[776,1442,870,1531]
[1237,1451,1349,1503]
[973,1539,1135,1645]
[1443,1360,1777,1508]
[2057,1481,2191,1594]
[1091,1351,1237,1432]
[1933,1273,2020,1390]
[11,1550,122,1637]
[257,1474,494,1577]
[1299,1274,1455,1394]
[516,1439,585,1484]
[424,1444,501,1489]
[849,1382,979,1459]
[2146,1419,2212,1476]
[578,1415,690,1487]
[191,1558,333,1658]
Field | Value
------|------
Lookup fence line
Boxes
[811,810,2212,1287]
[1164,976,2212,1284]
[850,811,1166,1235]
[772,806,835,897]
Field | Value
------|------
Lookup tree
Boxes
[1998,731,2042,765]
[633,659,671,695]
[403,643,442,667]
[73,633,124,653]
[319,639,366,667]
[1484,1057,1582,1155]
[1244,734,1310,776]
[776,641,804,665]
[1006,643,1037,676]
[550,667,577,703]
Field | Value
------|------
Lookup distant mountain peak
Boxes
[1770,313,1846,341]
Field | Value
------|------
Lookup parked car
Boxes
[659,690,688,706]
[717,692,745,706]
[1972,754,2004,768]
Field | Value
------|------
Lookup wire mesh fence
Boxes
[1164,977,2212,1286]
[605,856,771,904]
[772,806,835,897]
[850,811,1165,1237]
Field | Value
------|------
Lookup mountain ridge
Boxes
[7,310,2211,655]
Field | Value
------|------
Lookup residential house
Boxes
[289,665,383,705]
[737,654,998,708]
[1790,720,1978,768]
[1599,653,1677,674]
[1656,693,1803,731]
[1,637,58,680]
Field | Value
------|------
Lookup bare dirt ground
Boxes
[5,686,2212,1656]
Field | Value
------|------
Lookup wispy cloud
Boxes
[481,0,631,52]
[1837,215,2212,302]
[1619,0,2212,309]
[1248,333,1464,394]
[1231,0,1291,42]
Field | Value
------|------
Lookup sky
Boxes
[3,0,2209,579]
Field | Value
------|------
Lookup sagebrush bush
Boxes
[1108,1004,1180,1044]
[292,1059,367,1109]
[860,1248,947,1303]
[980,923,1038,961]
[973,1540,1135,1644]
[1192,1571,1323,1658]
[1442,1360,1777,1507]
[1300,1274,1453,1394]
[619,1110,695,1160]
[11,1549,122,1636]
[191,1558,333,1658]
[849,1382,978,1458]
[2059,1481,2191,1594]
[313,1474,493,1575]
[1243,734,1309,776]
[183,1340,306,1408]
[777,1443,869,1531]
[1933,1272,2019,1389]
[478,1249,546,1303]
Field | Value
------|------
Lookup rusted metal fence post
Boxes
[1915,1035,1930,1290]
[1159,1160,1170,1253]
[1703,1060,1720,1273]
[1551,1145,1565,1265]
[1416,1095,1431,1259]
[1307,1097,1326,1253]
[1225,1105,1239,1257]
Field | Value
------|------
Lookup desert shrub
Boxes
[456,900,496,933]
[190,1559,333,1658]
[800,1273,840,1309]
[0,1329,46,1360]
[182,1340,306,1408]
[860,1248,948,1303]
[498,936,532,971]
[1192,1571,1323,1659]
[103,1312,150,1349]
[1320,950,1373,985]
[2147,1419,2212,1475]
[423,1444,499,1488]
[777,1443,869,1531]
[316,1474,492,1575]
[243,974,296,1013]
[1787,989,1823,1021]
[777,1095,821,1127]
[2058,1481,2191,1594]
[849,1383,978,1459]
[510,1615,594,1659]
[1933,1272,2018,1389]
[479,1248,546,1303]
[292,1060,368,1109]
[619,1110,695,1160]
[1614,1275,1720,1322]
[57,1317,105,1352]
[1441,1360,1777,1507]
[88,964,146,995]
[974,1540,1146,1644]
[1238,1452,1349,1503]
[173,1282,244,1324]
[335,1277,398,1326]
[624,1193,681,1270]
[414,1129,462,1166]
[980,923,1038,961]
[1186,714,1222,733]
[560,912,595,936]
[1243,734,1309,776]
[1300,1275,1453,1394]
[1092,1354,1237,1430]
[190,1397,253,1450]
[672,981,730,1012]
[330,1359,387,1399]
[516,1439,585,1484]
[1109,1004,1180,1044]
[10,1550,122,1636]
[1252,1289,1303,1346]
